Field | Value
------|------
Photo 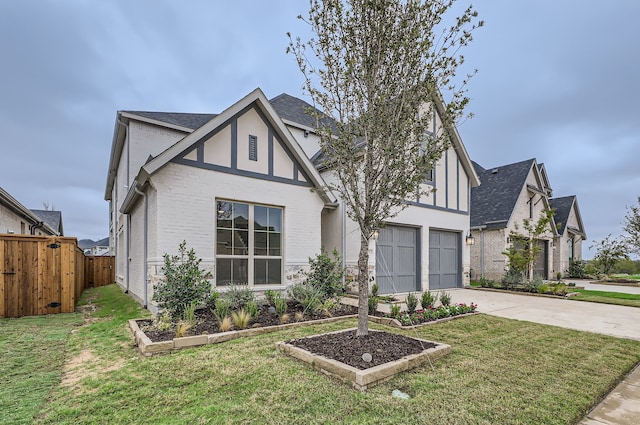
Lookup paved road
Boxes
[565,279,640,295]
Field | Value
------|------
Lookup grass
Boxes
[2,284,640,424]
[570,289,640,308]
[611,273,640,281]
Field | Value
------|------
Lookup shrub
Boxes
[294,311,304,322]
[151,312,173,332]
[524,278,543,293]
[478,277,495,288]
[224,286,255,310]
[553,283,567,296]
[274,296,287,316]
[368,296,379,314]
[231,309,252,329]
[213,298,230,322]
[205,290,220,311]
[153,241,212,319]
[538,283,551,294]
[406,292,418,313]
[502,267,523,290]
[281,313,291,324]
[288,282,323,313]
[556,272,563,281]
[390,304,401,318]
[246,301,259,318]
[439,291,451,306]
[421,291,437,309]
[305,248,346,299]
[568,259,587,279]
[175,320,193,338]
[182,301,197,323]
[264,289,280,306]
[371,283,379,297]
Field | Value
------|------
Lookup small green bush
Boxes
[553,283,567,296]
[439,291,451,306]
[421,291,437,309]
[502,268,523,290]
[224,286,255,310]
[274,296,287,316]
[368,296,379,314]
[390,303,401,317]
[371,283,379,297]
[264,289,280,306]
[205,290,220,311]
[288,282,323,313]
[213,298,230,322]
[538,283,551,294]
[406,292,418,313]
[153,241,212,319]
[568,259,587,278]
[246,301,259,318]
[524,278,543,293]
[231,309,252,329]
[305,248,346,299]
[478,277,495,288]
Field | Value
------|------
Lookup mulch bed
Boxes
[137,301,358,342]
[285,330,435,370]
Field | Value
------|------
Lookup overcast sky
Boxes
[1,1,639,258]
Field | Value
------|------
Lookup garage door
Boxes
[429,230,461,290]
[375,226,418,294]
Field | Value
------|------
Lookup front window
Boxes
[568,238,574,261]
[216,200,282,286]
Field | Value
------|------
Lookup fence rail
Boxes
[0,234,114,318]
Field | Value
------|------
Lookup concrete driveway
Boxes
[449,288,640,341]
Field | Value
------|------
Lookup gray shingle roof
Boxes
[549,195,575,234]
[470,159,536,229]
[269,93,337,133]
[30,209,63,235]
[123,111,217,130]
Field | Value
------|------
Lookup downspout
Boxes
[116,118,129,293]
[125,214,130,294]
[30,221,44,235]
[134,185,148,309]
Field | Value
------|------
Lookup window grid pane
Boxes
[217,201,283,287]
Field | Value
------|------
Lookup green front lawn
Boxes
[570,289,640,308]
[2,285,640,424]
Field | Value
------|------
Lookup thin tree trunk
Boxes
[356,233,370,336]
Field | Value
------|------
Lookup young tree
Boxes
[502,209,555,281]
[623,196,640,257]
[590,235,629,276]
[288,0,482,335]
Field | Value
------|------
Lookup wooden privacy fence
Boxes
[84,255,115,288]
[0,234,115,318]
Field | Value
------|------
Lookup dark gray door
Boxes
[375,226,418,294]
[533,239,548,279]
[429,230,461,289]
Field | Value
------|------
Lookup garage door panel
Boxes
[376,226,418,294]
[429,230,460,290]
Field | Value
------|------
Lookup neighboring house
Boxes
[105,88,479,311]
[0,186,59,236]
[30,209,64,236]
[549,195,586,275]
[79,237,111,256]
[469,158,585,281]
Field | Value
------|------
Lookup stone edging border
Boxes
[276,328,451,391]
[129,311,477,356]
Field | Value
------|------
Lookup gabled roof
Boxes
[549,195,586,239]
[471,159,536,229]
[119,88,336,212]
[122,111,216,131]
[269,93,337,134]
[0,187,58,235]
[30,209,64,236]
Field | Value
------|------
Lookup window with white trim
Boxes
[216,200,282,286]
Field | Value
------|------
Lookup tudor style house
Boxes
[105,88,479,311]
[469,159,586,281]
